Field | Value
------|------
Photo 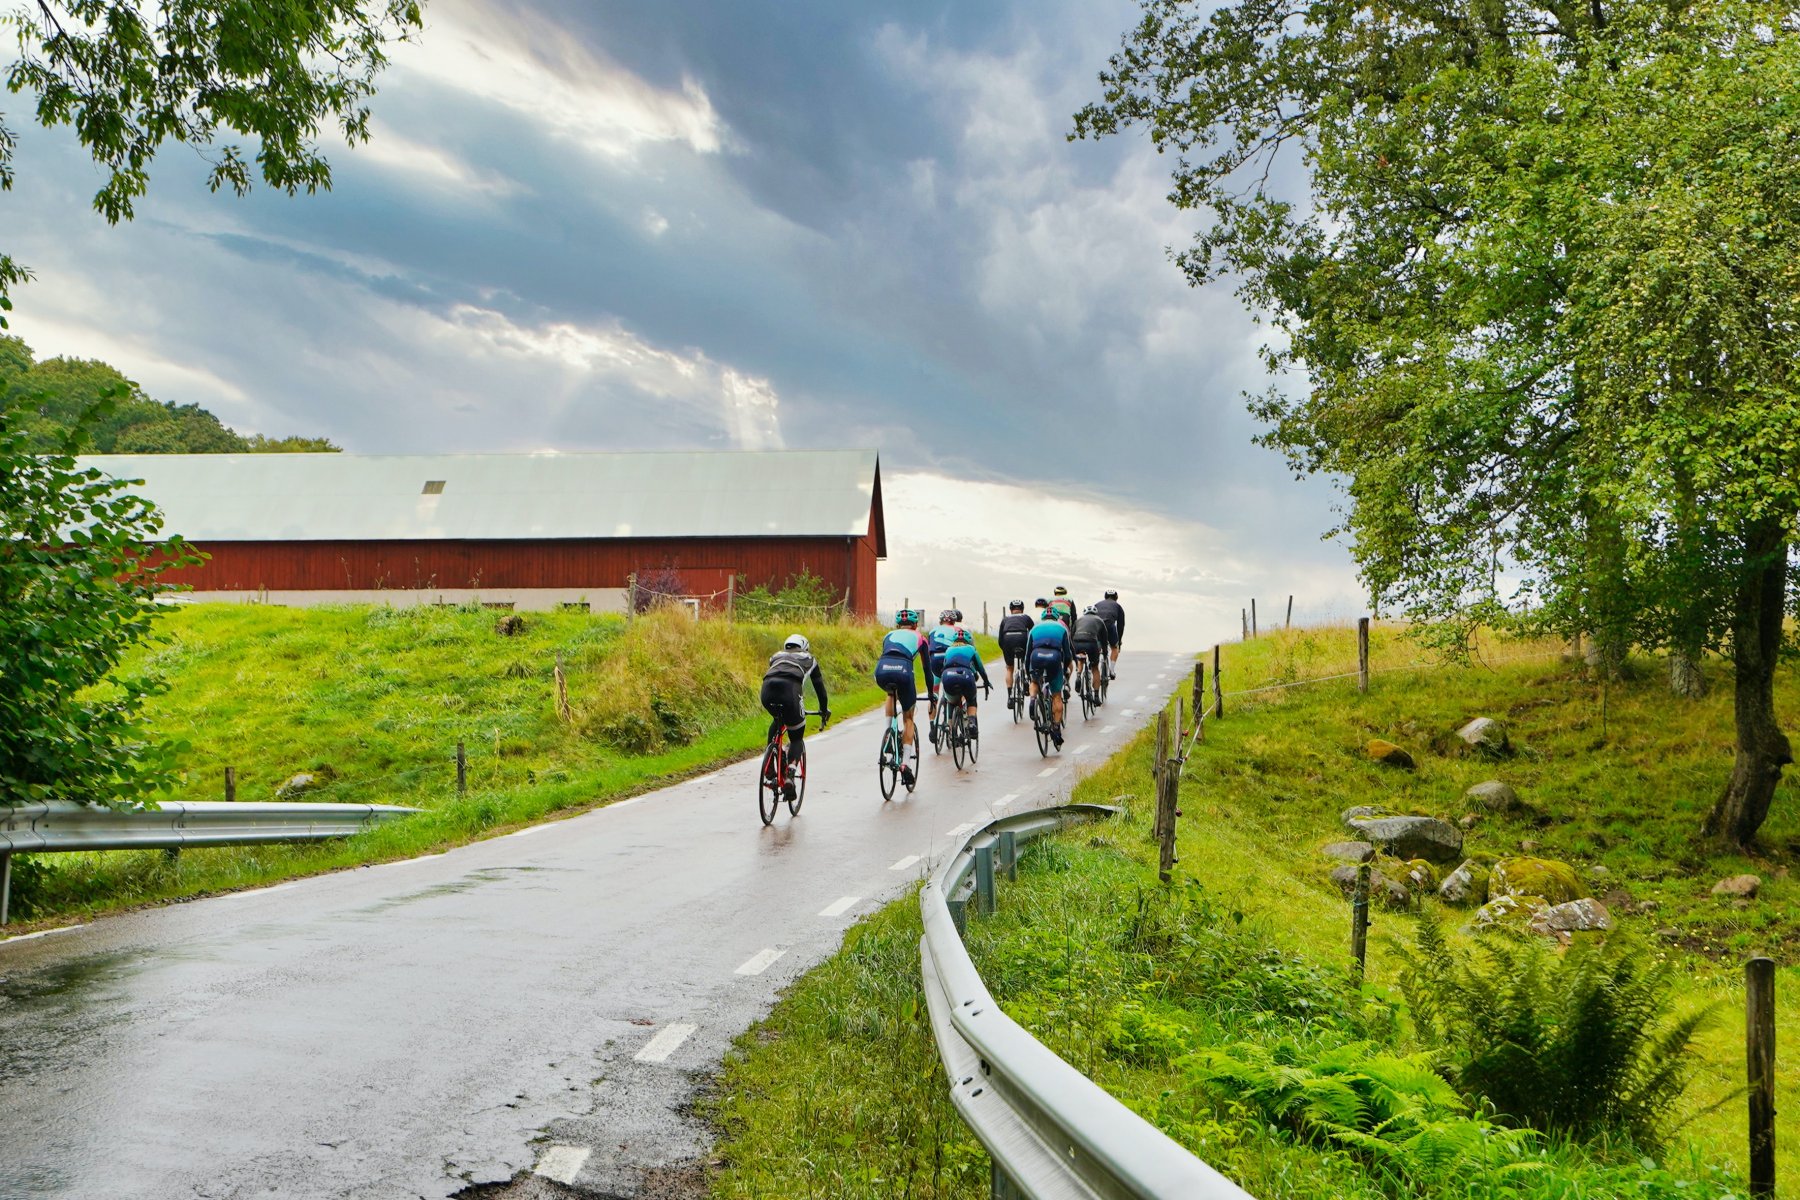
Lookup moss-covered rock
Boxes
[1366,739,1416,769]
[1438,859,1490,906]
[1491,857,1583,905]
[1473,892,1549,929]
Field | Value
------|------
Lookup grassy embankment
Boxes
[13,605,987,925]
[707,625,1798,1198]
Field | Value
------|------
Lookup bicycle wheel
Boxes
[758,743,783,826]
[930,698,944,755]
[1033,694,1050,758]
[951,707,967,770]
[1080,673,1096,722]
[903,728,921,793]
[789,746,807,816]
[878,726,899,801]
[969,709,980,763]
[1011,676,1024,724]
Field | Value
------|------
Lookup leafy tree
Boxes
[1076,0,1800,843]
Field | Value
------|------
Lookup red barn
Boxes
[83,450,886,615]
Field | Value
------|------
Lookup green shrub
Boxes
[732,569,846,623]
[1396,910,1714,1148]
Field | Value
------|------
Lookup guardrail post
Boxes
[949,896,967,937]
[1747,956,1775,1196]
[1351,864,1371,977]
[0,852,10,926]
[224,766,236,803]
[991,1161,1027,1199]
[974,844,997,916]
[998,830,1017,881]
[456,740,468,795]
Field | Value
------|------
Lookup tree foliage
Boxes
[0,334,340,452]
[1076,0,1800,841]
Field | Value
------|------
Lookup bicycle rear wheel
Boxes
[1080,673,1096,721]
[903,728,921,792]
[878,727,899,801]
[951,708,967,770]
[1011,676,1024,724]
[789,748,806,816]
[1033,695,1050,757]
[758,743,783,825]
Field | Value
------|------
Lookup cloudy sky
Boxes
[2,0,1363,649]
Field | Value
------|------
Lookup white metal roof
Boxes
[78,450,882,543]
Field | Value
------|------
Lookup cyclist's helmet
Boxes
[1053,586,1069,597]
[951,609,964,623]
[784,633,810,652]
[1033,597,1049,609]
[1083,605,1096,615]
[939,609,956,625]
[954,629,974,645]
[1008,599,1025,612]
[895,608,920,627]
[1104,589,1119,600]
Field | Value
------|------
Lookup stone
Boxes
[1366,739,1416,769]
[1341,807,1464,864]
[1474,893,1549,929]
[1459,813,1480,830]
[1439,859,1491,906]
[1528,898,1613,935]
[1519,839,1539,853]
[1464,780,1521,814]
[1586,864,1610,880]
[1456,717,1511,757]
[1322,841,1375,864]
[275,772,316,799]
[1711,874,1761,898]
[1401,858,1440,892]
[1329,863,1412,909]
[1491,857,1583,905]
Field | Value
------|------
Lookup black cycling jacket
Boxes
[1093,599,1125,641]
[1073,613,1111,648]
[764,649,829,712]
[996,613,1035,643]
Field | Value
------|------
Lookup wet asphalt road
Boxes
[0,652,1190,1200]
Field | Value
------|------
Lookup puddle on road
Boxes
[352,866,564,917]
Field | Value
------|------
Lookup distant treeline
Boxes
[0,335,338,454]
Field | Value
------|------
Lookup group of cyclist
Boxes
[757,587,1125,794]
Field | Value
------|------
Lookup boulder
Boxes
[1491,857,1583,905]
[1341,807,1464,864]
[1322,841,1375,864]
[1456,718,1511,757]
[275,773,316,799]
[1400,858,1441,892]
[1586,864,1611,881]
[1439,859,1491,906]
[1366,739,1416,769]
[1464,780,1521,814]
[1329,863,1413,909]
[1528,898,1613,936]
[1711,874,1761,899]
[1474,893,1549,930]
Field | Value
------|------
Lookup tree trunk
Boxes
[1669,648,1706,699]
[1704,522,1791,845]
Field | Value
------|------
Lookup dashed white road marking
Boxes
[1121,708,1138,717]
[889,854,922,871]
[635,1023,698,1063]
[535,1146,591,1184]
[995,792,1019,808]
[1038,766,1060,778]
[944,822,977,839]
[1102,725,1117,734]
[818,895,861,918]
[0,924,86,945]
[1134,695,1149,703]
[1073,744,1093,756]
[734,948,786,976]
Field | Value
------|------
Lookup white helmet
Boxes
[784,633,810,652]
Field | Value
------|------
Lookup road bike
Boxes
[758,709,824,826]
[943,683,989,770]
[1008,655,1030,724]
[927,676,946,756]
[877,698,922,800]
[1027,666,1063,758]
[1074,653,1098,722]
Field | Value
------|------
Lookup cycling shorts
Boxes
[760,676,804,733]
[929,651,948,681]
[1028,646,1066,695]
[998,636,1028,667]
[1073,639,1100,664]
[874,655,918,711]
[940,665,979,703]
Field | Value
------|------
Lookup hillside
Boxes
[709,626,1798,1198]
[13,604,937,921]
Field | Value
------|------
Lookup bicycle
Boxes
[1074,653,1097,722]
[758,709,824,826]
[877,698,922,800]
[1008,656,1030,724]
[944,683,989,770]
[927,676,946,756]
[1028,665,1063,758]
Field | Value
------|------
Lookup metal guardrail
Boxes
[0,799,419,924]
[919,804,1253,1200]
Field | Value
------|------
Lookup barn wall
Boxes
[173,538,872,612]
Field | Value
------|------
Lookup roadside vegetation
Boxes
[708,625,1797,1198]
[7,603,973,925]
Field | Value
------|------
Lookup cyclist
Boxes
[1048,586,1077,633]
[874,609,929,787]
[939,629,992,738]
[1027,606,1073,748]
[996,600,1035,709]
[761,634,831,798]
[1073,606,1112,700]
[925,608,960,724]
[1093,589,1125,678]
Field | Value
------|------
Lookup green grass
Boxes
[11,604,991,925]
[708,626,1798,1197]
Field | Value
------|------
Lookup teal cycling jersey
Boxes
[942,643,982,669]
[882,629,925,658]
[927,625,958,652]
[1028,620,1070,651]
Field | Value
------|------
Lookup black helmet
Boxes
[1033,597,1049,608]
[1104,589,1119,600]
[1008,599,1025,612]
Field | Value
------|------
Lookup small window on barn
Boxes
[422,480,446,495]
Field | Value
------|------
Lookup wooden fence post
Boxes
[1157,761,1179,885]
[1351,865,1371,977]
[627,572,638,621]
[983,600,989,636]
[1251,598,1258,638]
[1241,608,1248,641]
[1747,956,1776,1197]
[726,575,735,620]
[0,852,11,926]
[1286,595,1293,628]
[456,740,467,795]
[1212,644,1223,719]
[1192,663,1204,731]
[224,766,236,803]
[1357,617,1371,694]
[1152,711,1170,844]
